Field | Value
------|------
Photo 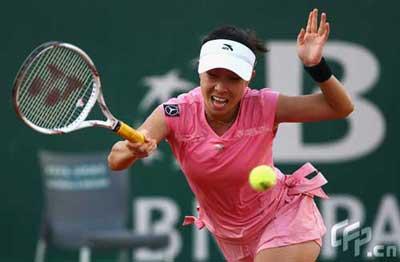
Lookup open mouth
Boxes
[211,95,228,109]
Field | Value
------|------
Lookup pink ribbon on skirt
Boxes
[182,162,328,230]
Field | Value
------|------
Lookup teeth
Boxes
[212,96,228,102]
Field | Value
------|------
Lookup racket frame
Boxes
[12,42,119,135]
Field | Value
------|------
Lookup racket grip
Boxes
[114,121,145,143]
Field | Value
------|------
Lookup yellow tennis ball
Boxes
[249,165,277,192]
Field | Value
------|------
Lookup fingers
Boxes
[306,9,317,33]
[311,9,318,33]
[140,129,150,142]
[146,139,158,154]
[297,28,305,45]
[125,138,157,158]
[323,22,330,41]
[306,8,329,35]
[318,12,327,36]
[306,10,312,33]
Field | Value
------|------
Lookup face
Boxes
[200,68,251,122]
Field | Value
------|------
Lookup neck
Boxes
[205,107,239,127]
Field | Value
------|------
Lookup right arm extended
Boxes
[107,107,169,170]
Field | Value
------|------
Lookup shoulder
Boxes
[160,87,202,116]
[242,87,280,104]
[159,87,203,135]
[239,87,280,128]
[242,87,279,98]
[163,87,201,106]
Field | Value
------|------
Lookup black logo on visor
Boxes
[163,104,180,117]
[222,43,233,51]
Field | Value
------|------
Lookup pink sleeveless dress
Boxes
[159,87,328,261]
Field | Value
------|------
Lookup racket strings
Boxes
[37,51,87,128]
[20,47,71,122]
[59,64,95,128]
[42,51,93,129]
[24,48,74,126]
[18,47,95,130]
[61,76,94,127]
[19,47,63,108]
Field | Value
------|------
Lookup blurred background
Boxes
[1,0,399,261]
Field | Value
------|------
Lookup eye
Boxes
[207,72,217,79]
[229,76,241,81]
[226,75,242,83]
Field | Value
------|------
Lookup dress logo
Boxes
[163,104,180,117]
[235,126,270,138]
[214,143,224,151]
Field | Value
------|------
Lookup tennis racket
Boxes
[12,42,145,143]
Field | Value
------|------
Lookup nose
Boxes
[214,81,228,93]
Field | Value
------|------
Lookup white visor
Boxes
[198,39,256,81]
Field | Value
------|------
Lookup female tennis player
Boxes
[108,9,354,262]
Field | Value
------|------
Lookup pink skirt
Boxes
[213,163,328,261]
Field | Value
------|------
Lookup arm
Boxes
[107,106,169,170]
[276,9,354,124]
[276,75,354,123]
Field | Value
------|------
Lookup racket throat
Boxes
[112,120,121,131]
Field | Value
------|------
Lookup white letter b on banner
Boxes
[266,41,385,162]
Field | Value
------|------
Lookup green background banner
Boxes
[1,0,399,261]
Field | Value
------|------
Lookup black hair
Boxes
[201,25,268,56]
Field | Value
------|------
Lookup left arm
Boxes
[276,9,354,124]
[276,75,354,123]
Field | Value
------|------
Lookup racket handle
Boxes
[114,121,145,143]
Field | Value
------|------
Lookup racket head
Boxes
[12,42,103,134]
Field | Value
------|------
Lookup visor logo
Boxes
[222,43,233,51]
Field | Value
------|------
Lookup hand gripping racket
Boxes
[12,42,145,143]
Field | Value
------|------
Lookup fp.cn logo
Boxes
[331,219,399,258]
